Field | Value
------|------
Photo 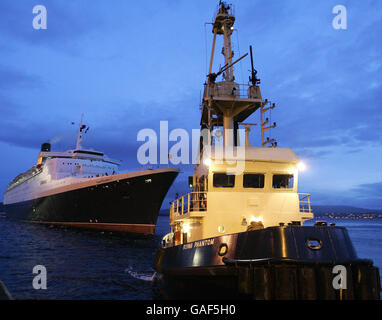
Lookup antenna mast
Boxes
[75,114,89,150]
[261,101,277,147]
[201,1,264,149]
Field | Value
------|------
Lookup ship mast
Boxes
[201,1,265,150]
[75,114,88,150]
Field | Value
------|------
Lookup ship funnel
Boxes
[41,142,51,152]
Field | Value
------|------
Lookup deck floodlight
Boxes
[297,162,306,172]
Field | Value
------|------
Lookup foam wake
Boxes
[124,267,155,282]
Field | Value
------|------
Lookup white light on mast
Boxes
[204,158,212,167]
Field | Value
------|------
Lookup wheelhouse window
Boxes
[213,173,235,188]
[243,174,265,188]
[272,174,294,189]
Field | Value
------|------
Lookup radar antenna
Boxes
[249,45,260,85]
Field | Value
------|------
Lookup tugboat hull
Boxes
[154,226,381,299]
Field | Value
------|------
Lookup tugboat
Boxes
[154,2,380,299]
[3,118,178,234]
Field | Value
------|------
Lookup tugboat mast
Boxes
[202,1,264,148]
[210,1,235,81]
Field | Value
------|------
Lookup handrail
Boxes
[204,83,261,100]
[6,168,43,192]
[170,192,207,220]
[170,192,311,220]
[298,193,312,214]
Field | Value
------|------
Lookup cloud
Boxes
[310,181,382,210]
[255,9,382,151]
[228,0,381,154]
[294,148,332,160]
[0,65,42,91]
[0,93,201,169]
[349,182,382,209]
[0,1,103,54]
[352,182,382,198]
[0,95,24,117]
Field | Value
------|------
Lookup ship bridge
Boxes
[201,81,262,129]
[167,146,313,244]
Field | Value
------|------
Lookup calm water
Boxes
[0,215,381,299]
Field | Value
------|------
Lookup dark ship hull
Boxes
[154,225,381,299]
[4,169,178,234]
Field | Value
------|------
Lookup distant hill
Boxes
[312,205,382,218]
[0,202,3,213]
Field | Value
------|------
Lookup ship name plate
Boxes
[182,238,215,250]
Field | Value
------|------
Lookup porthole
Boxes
[306,238,322,250]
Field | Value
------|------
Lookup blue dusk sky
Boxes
[0,0,381,209]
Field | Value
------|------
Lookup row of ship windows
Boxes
[86,172,115,178]
[61,162,113,170]
[62,162,109,167]
[212,173,294,189]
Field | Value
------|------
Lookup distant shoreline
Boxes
[159,204,382,219]
[1,202,381,220]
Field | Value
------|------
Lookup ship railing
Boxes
[298,193,312,214]
[204,83,261,100]
[170,192,207,220]
[213,1,235,18]
[6,167,43,192]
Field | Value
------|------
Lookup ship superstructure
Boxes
[168,147,313,245]
[165,2,312,245]
[3,119,178,234]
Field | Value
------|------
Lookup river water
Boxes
[0,215,381,299]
